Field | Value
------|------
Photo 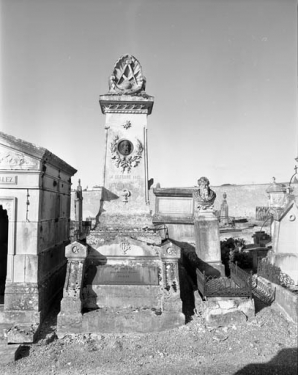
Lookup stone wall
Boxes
[73,183,298,221]
[37,166,72,320]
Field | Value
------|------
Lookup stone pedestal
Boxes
[57,241,88,337]
[98,94,154,228]
[194,209,224,275]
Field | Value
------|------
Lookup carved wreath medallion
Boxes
[110,135,143,173]
[108,54,146,95]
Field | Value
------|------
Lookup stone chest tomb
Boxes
[57,54,184,335]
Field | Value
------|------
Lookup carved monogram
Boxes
[0,149,38,170]
[120,239,131,254]
[110,135,143,173]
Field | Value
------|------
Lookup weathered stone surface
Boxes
[6,324,39,344]
[65,241,88,259]
[82,308,185,334]
[58,56,184,337]
[200,297,255,328]
[193,208,225,275]
[257,276,298,323]
[83,285,161,310]
[194,210,221,263]
[0,343,22,365]
[4,283,39,311]
[86,264,160,286]
[57,312,83,338]
[0,310,40,325]
[205,309,247,327]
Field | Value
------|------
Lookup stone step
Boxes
[57,308,185,338]
[0,342,21,365]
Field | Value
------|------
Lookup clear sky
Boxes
[1,0,297,188]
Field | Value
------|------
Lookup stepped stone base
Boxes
[57,308,185,338]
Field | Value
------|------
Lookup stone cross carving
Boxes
[193,177,216,211]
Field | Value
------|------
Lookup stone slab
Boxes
[197,296,255,328]
[57,308,185,337]
[83,284,161,309]
[205,309,247,328]
[82,308,185,333]
[6,324,39,344]
[86,264,159,286]
[257,276,298,324]
[57,312,83,338]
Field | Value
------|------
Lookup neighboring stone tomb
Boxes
[0,132,76,343]
[266,179,298,284]
[58,54,184,336]
[193,177,224,276]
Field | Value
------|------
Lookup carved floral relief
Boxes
[0,149,39,170]
[110,135,143,173]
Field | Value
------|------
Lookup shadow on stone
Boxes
[170,239,221,323]
[35,290,62,344]
[234,347,298,375]
[82,245,108,313]
[16,345,30,360]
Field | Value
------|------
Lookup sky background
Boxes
[1,0,297,188]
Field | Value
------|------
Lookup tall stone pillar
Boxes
[74,179,83,235]
[220,192,229,225]
[193,177,224,276]
[98,54,154,228]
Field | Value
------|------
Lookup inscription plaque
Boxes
[158,197,193,215]
[0,175,17,184]
[90,265,159,285]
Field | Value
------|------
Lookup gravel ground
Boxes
[1,296,297,375]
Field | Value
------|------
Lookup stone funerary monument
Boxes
[58,54,184,335]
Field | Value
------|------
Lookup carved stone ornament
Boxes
[193,176,216,211]
[110,135,143,173]
[166,247,177,255]
[0,149,38,170]
[122,121,132,129]
[108,54,146,95]
[120,239,131,254]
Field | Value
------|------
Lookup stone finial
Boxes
[220,192,229,224]
[193,177,216,211]
[108,54,146,95]
[76,179,83,200]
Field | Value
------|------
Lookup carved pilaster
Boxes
[57,241,88,337]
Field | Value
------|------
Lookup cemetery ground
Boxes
[1,294,297,375]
